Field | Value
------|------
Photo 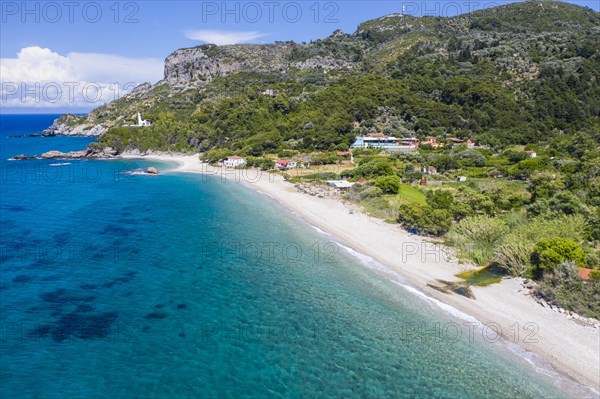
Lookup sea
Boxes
[0,114,594,398]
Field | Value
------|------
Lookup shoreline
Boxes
[123,153,600,395]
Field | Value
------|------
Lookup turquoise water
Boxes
[0,115,586,398]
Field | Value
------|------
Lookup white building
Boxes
[223,156,246,168]
[276,160,297,169]
[327,180,355,190]
[261,89,276,96]
[525,150,537,158]
[136,112,151,127]
[352,134,419,152]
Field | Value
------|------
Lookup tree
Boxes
[374,175,401,194]
[397,203,453,237]
[351,158,394,178]
[428,154,456,172]
[426,190,455,210]
[527,191,589,217]
[532,238,586,271]
[427,209,453,236]
[528,172,565,202]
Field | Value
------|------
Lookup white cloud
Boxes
[184,29,267,45]
[0,46,164,109]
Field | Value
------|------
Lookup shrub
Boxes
[346,184,383,202]
[537,262,600,320]
[427,209,453,237]
[494,235,535,277]
[493,214,587,277]
[201,148,232,163]
[349,158,394,178]
[448,216,509,265]
[397,202,452,237]
[374,175,401,194]
[532,238,586,271]
[426,190,455,210]
[521,214,586,243]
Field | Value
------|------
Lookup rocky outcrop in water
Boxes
[42,114,107,137]
[9,147,119,161]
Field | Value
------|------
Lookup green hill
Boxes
[54,0,598,154]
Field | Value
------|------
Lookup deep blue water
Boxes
[0,115,587,398]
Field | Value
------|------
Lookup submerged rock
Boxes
[146,167,159,175]
[10,154,37,160]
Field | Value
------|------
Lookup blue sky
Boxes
[1,0,598,113]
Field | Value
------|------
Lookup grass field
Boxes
[396,184,427,205]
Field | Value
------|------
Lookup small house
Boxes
[525,150,537,158]
[223,156,246,168]
[457,176,467,182]
[276,160,297,170]
[422,137,444,148]
[261,89,276,96]
[327,180,355,190]
[400,137,420,147]
[421,165,438,175]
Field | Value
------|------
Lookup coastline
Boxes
[123,153,600,394]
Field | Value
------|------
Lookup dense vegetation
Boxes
[341,139,600,318]
[83,1,600,318]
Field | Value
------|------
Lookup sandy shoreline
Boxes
[124,153,600,395]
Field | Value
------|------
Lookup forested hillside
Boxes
[57,0,599,154]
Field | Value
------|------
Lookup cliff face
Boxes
[164,44,293,84]
[163,42,357,85]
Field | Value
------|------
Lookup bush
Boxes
[426,190,455,210]
[448,216,509,265]
[537,262,600,320]
[493,214,587,277]
[494,235,533,277]
[427,209,453,237]
[532,238,586,271]
[346,184,383,202]
[201,148,232,163]
[527,191,589,217]
[374,175,401,194]
[349,158,394,178]
[397,202,452,237]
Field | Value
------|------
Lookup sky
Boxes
[1,0,598,113]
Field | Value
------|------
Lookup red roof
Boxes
[276,160,291,164]
[227,156,244,159]
[524,150,536,154]
[369,133,385,138]
[578,268,593,281]
[428,166,437,171]
[337,151,351,156]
